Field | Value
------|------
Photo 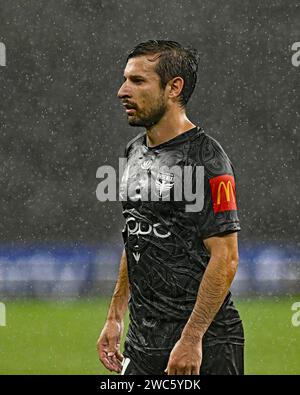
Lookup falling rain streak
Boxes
[0,42,6,66]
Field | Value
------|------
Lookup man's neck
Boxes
[145,109,196,148]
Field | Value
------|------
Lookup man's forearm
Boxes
[181,252,238,343]
[107,249,130,322]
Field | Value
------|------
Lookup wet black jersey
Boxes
[120,126,244,355]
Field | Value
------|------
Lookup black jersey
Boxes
[120,126,244,355]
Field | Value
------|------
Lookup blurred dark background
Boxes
[0,0,299,246]
[0,0,299,299]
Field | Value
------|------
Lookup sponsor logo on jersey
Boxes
[209,174,237,213]
[132,252,141,263]
[126,217,171,263]
[126,217,171,238]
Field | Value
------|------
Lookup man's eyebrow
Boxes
[123,74,146,80]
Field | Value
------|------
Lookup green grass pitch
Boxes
[0,296,299,374]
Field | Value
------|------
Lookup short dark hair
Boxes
[126,40,199,107]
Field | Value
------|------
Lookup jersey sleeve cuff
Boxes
[202,222,241,239]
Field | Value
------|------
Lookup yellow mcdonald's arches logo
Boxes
[217,180,236,205]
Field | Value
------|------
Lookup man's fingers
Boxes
[97,322,124,374]
[110,353,123,371]
[106,348,123,372]
[175,367,185,375]
[191,367,199,375]
[116,350,124,362]
[97,337,108,354]
[166,365,177,375]
[191,363,200,375]
[97,338,122,372]
[103,355,121,373]
[166,365,194,375]
[171,367,177,375]
[107,335,119,356]
[99,351,116,372]
[98,340,121,372]
[164,363,170,375]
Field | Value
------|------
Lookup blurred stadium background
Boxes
[0,0,299,374]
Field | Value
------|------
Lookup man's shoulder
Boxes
[193,129,228,155]
[191,130,234,176]
[124,131,146,157]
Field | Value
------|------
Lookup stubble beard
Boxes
[128,95,167,128]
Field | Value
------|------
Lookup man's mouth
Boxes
[125,108,136,114]
[122,103,137,115]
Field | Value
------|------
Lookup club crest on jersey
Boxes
[155,171,174,198]
[209,174,237,213]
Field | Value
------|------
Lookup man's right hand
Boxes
[96,320,124,373]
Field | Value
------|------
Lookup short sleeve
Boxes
[197,135,241,240]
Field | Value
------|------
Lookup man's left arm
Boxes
[165,232,239,375]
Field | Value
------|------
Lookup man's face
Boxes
[117,55,168,127]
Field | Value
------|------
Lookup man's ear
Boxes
[168,77,184,101]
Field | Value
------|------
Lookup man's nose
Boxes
[117,81,131,99]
